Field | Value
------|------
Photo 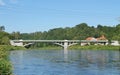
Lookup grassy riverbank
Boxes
[0,46,13,75]
[29,46,62,50]
[69,45,120,50]
[0,45,26,51]
[0,45,26,75]
[29,45,120,50]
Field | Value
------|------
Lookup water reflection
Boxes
[63,48,68,62]
[117,50,120,58]
[10,50,120,75]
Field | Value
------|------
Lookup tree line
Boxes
[11,23,120,40]
[0,23,120,45]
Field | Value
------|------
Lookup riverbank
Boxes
[29,45,120,50]
[0,45,26,75]
[0,45,13,75]
[0,45,26,51]
[3,45,119,51]
[69,45,120,50]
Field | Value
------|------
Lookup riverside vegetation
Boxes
[69,45,120,50]
[0,46,12,75]
[0,45,25,75]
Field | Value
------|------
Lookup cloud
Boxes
[0,0,5,6]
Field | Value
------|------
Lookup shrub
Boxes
[0,46,13,75]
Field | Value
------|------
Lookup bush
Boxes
[0,46,13,75]
[0,59,12,75]
[69,45,119,50]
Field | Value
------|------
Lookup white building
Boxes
[111,41,120,46]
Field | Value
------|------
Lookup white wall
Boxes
[111,41,120,46]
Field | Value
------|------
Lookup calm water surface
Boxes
[10,50,120,75]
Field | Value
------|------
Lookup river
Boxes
[10,50,120,75]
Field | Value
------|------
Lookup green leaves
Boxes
[0,47,13,75]
[0,30,10,45]
[0,59,13,75]
[0,26,5,31]
[15,23,120,41]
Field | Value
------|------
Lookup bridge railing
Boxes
[11,40,108,43]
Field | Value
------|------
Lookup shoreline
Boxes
[27,45,120,50]
[0,45,26,75]
[0,45,13,75]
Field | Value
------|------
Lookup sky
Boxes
[0,0,120,33]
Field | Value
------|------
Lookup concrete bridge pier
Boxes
[63,40,68,55]
[64,40,68,50]
[54,40,74,50]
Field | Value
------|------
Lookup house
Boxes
[96,35,107,40]
[111,40,120,46]
[86,37,97,41]
[81,35,108,46]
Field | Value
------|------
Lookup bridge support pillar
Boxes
[64,40,68,50]
[63,40,68,55]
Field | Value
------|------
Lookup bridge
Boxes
[10,40,108,49]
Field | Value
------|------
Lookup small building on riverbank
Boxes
[111,40,120,46]
[81,35,108,46]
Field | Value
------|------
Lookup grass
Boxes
[0,46,13,75]
[0,45,26,51]
[0,45,26,75]
[26,45,120,50]
[29,46,62,50]
[69,45,120,50]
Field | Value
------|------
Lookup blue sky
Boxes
[0,0,120,33]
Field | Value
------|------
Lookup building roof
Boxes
[86,37,97,41]
[86,35,107,41]
[97,35,107,40]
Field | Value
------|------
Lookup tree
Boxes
[0,31,10,45]
[0,26,5,31]
[1,36,10,45]
[18,23,120,41]
[11,31,21,40]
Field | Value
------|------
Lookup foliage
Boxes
[0,27,11,45]
[69,45,120,50]
[1,23,120,47]
[16,23,120,41]
[11,31,21,40]
[1,36,10,45]
[0,26,5,31]
[0,45,26,51]
[8,23,119,48]
[0,46,13,75]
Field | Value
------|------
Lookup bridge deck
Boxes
[11,40,108,43]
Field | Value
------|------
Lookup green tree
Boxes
[1,36,10,45]
[0,30,10,45]
[11,31,21,40]
[0,26,5,31]
[18,23,120,41]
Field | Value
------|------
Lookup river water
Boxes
[10,50,120,75]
